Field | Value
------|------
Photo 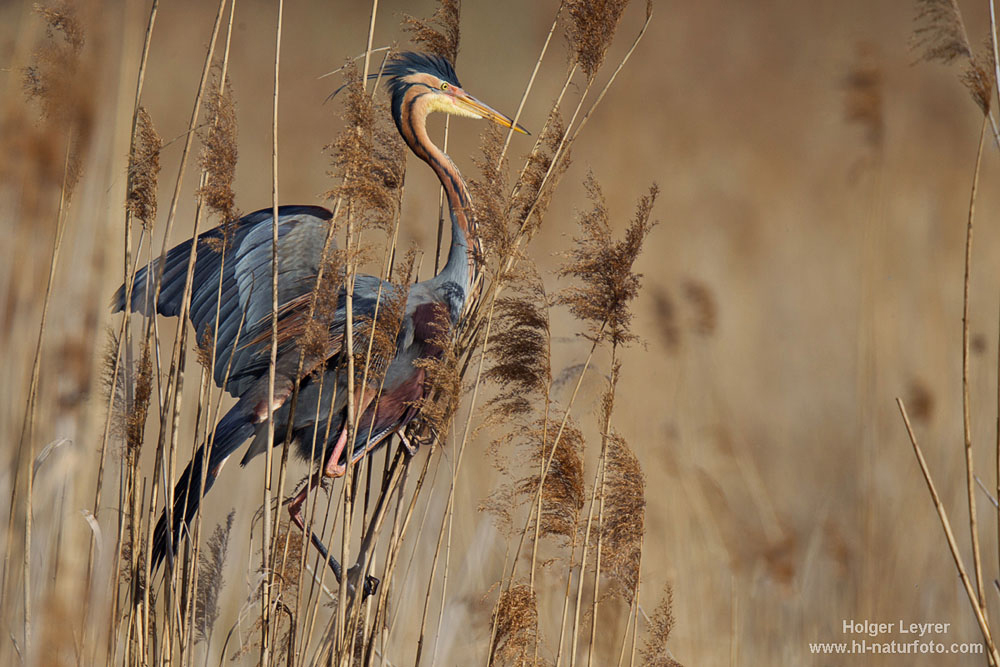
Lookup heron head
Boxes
[384,52,529,135]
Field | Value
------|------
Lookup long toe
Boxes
[362,575,380,600]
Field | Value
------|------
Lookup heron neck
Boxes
[399,94,480,300]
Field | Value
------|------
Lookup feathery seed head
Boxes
[198,74,240,227]
[558,175,658,347]
[489,583,539,666]
[565,0,632,79]
[401,0,462,65]
[127,107,161,230]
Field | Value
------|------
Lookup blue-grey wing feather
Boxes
[112,205,336,395]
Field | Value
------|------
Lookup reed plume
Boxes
[565,0,632,79]
[912,0,996,114]
[198,73,240,228]
[472,125,516,267]
[21,1,94,197]
[125,345,153,455]
[533,416,585,545]
[962,44,994,114]
[402,0,461,64]
[640,585,681,667]
[558,174,658,346]
[510,107,568,239]
[481,270,587,550]
[326,60,406,234]
[353,273,409,387]
[127,107,162,231]
[484,275,551,420]
[99,330,127,443]
[913,0,972,64]
[599,432,644,599]
[194,511,234,644]
[411,306,463,437]
[489,583,540,666]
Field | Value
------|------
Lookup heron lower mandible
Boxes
[113,51,528,597]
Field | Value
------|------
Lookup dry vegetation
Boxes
[8,0,1000,664]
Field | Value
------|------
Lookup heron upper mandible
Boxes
[113,51,528,594]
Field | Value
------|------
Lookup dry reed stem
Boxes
[384,453,442,639]
[137,4,226,656]
[275,199,345,660]
[498,4,563,166]
[160,170,210,662]
[625,533,643,667]
[99,0,160,601]
[587,424,610,667]
[343,449,408,662]
[896,399,1000,663]
[337,187,408,661]
[176,7,239,661]
[569,453,604,667]
[326,4,381,659]
[188,23,241,667]
[260,1,284,662]
[503,337,600,585]
[991,0,1000,119]
[423,296,503,666]
[17,136,73,656]
[963,114,989,618]
[554,526,580,667]
[475,8,651,342]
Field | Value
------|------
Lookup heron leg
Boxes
[286,475,379,599]
[323,386,378,478]
[287,473,321,532]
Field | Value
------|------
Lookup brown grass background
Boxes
[2,0,999,664]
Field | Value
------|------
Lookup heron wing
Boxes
[112,205,337,396]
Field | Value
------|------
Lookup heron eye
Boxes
[440,82,449,91]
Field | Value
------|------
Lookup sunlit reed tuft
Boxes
[599,432,644,599]
[327,60,406,233]
[198,74,240,230]
[402,0,461,64]
[534,415,585,544]
[962,43,994,114]
[194,510,234,645]
[411,306,463,438]
[565,0,631,79]
[511,107,568,240]
[484,274,551,420]
[640,584,681,667]
[489,583,540,666]
[912,0,996,115]
[913,0,972,64]
[125,345,153,454]
[100,330,127,443]
[558,175,658,347]
[127,106,162,231]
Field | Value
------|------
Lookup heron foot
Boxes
[346,562,380,600]
[396,430,417,456]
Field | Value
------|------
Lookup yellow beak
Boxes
[455,93,530,135]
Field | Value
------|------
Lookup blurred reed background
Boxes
[3,0,1000,664]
